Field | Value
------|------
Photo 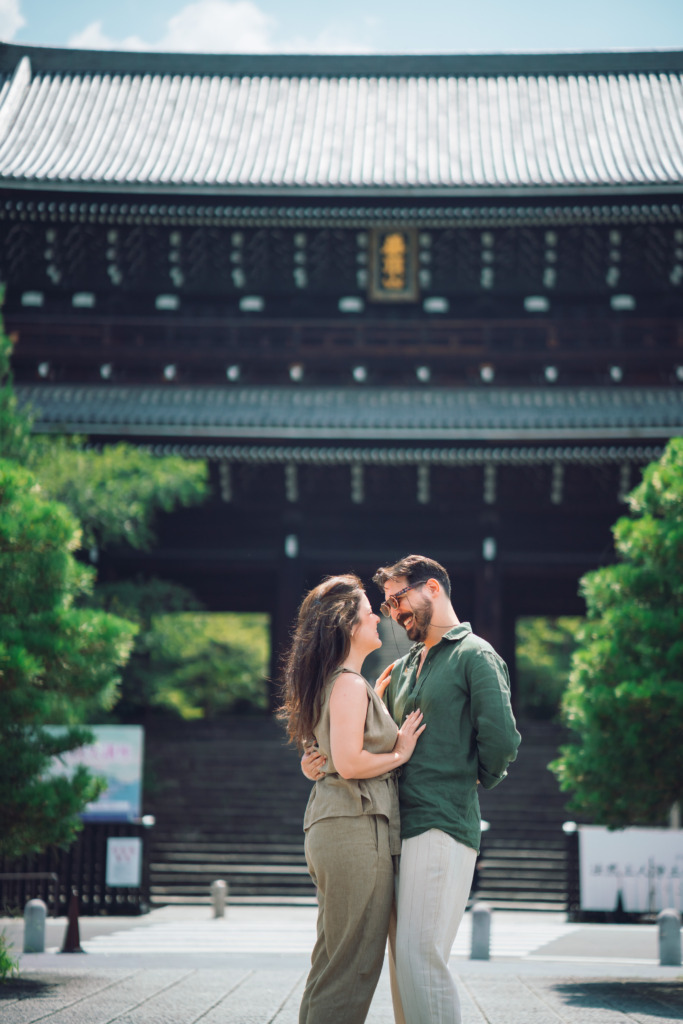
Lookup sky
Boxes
[0,0,682,55]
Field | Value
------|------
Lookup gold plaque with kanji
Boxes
[369,228,419,302]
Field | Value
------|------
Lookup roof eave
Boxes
[2,180,683,200]
[2,41,683,77]
[28,422,683,442]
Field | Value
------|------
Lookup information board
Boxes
[49,725,144,822]
[579,825,683,913]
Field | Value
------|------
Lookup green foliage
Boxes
[550,438,683,827]
[27,436,208,551]
[515,616,583,719]
[0,933,19,982]
[0,460,137,859]
[90,579,269,719]
[148,611,270,717]
[0,303,213,857]
[0,309,31,462]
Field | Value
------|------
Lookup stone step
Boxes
[471,898,567,912]
[483,837,567,849]
[479,848,566,860]
[150,882,315,897]
[478,861,566,876]
[144,715,573,910]
[150,893,318,906]
[475,876,567,892]
[151,864,311,878]
[152,852,306,865]
[152,841,305,851]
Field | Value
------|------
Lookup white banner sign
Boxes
[106,837,143,888]
[579,825,683,913]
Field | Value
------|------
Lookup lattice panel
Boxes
[0,223,42,285]
[430,230,481,293]
[198,228,235,295]
[640,224,673,288]
[428,465,483,506]
[241,229,288,291]
[182,228,212,292]
[571,227,609,292]
[299,464,352,506]
[496,464,553,509]
[115,226,168,291]
[58,225,108,289]
[511,228,547,291]
[306,230,358,292]
[230,463,285,505]
[361,465,415,507]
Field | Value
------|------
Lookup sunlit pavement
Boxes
[2,906,682,1023]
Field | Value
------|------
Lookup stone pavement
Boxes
[1,906,682,1023]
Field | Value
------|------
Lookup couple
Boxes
[280,554,521,1024]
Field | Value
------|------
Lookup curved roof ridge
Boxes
[2,42,683,80]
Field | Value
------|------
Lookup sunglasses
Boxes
[380,581,429,618]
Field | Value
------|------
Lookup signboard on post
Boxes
[579,825,683,913]
[106,837,143,887]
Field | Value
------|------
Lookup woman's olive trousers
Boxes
[300,814,395,1024]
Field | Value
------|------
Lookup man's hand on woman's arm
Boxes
[301,747,326,781]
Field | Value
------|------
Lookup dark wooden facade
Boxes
[1,44,682,688]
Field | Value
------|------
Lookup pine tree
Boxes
[551,438,683,826]
[0,459,136,858]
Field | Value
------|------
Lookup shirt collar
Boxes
[442,622,472,642]
[406,621,472,660]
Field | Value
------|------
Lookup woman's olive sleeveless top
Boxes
[303,668,401,854]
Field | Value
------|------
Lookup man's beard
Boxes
[398,599,432,643]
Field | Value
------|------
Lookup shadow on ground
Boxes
[0,975,70,999]
[554,980,683,1018]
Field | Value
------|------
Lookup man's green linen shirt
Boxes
[385,622,521,853]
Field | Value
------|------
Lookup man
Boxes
[372,554,520,1024]
[303,554,520,1024]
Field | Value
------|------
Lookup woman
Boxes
[280,574,425,1024]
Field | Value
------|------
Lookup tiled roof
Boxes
[16,384,683,441]
[0,45,682,196]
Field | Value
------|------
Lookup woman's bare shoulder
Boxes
[330,669,369,698]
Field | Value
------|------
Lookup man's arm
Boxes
[469,647,521,789]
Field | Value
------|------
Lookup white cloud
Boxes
[68,0,373,54]
[280,24,374,55]
[162,0,274,52]
[0,0,25,41]
[69,20,148,52]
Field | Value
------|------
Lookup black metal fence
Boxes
[0,821,151,917]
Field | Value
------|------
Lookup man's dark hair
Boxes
[372,555,451,599]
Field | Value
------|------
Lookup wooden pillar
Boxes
[474,559,502,655]
[268,537,305,712]
[501,605,518,713]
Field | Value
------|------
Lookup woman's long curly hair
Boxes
[279,574,365,749]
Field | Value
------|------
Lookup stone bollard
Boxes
[211,879,228,918]
[658,908,681,966]
[23,898,47,953]
[470,901,492,960]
